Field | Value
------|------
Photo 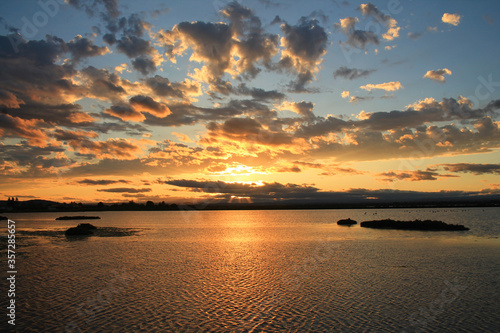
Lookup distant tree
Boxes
[146,200,155,208]
[15,197,19,202]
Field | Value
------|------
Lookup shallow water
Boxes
[1,208,499,332]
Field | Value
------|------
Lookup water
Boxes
[1,208,499,332]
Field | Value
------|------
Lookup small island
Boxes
[337,218,357,226]
[360,219,469,231]
[56,216,101,220]
[65,223,98,236]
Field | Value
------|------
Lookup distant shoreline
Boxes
[1,199,498,214]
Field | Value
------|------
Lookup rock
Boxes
[337,218,357,225]
[360,219,469,231]
[65,223,98,236]
[77,223,97,230]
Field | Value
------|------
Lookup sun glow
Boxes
[228,196,253,203]
[215,164,268,177]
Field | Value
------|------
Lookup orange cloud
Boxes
[0,114,49,147]
[361,81,403,92]
[424,68,452,82]
[442,13,461,26]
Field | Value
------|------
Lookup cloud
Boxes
[294,98,500,160]
[80,65,128,102]
[358,3,400,40]
[67,138,154,160]
[97,187,151,193]
[424,68,452,82]
[377,170,456,182]
[159,178,499,203]
[360,81,403,92]
[407,31,423,40]
[341,91,350,98]
[159,178,319,200]
[115,35,152,58]
[131,56,157,75]
[278,101,315,118]
[158,21,233,82]
[278,17,328,91]
[52,129,99,141]
[335,17,379,49]
[105,104,145,122]
[77,179,131,185]
[442,13,461,26]
[440,163,500,175]
[333,66,376,80]
[349,95,374,103]
[129,95,171,118]
[0,89,24,108]
[0,114,49,147]
[235,84,285,102]
[205,117,296,147]
[66,35,110,63]
[280,17,328,72]
[145,75,201,100]
[67,0,120,18]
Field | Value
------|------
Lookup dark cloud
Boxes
[0,114,49,147]
[159,21,233,81]
[348,95,374,103]
[378,170,444,182]
[80,65,127,101]
[335,14,383,49]
[0,35,82,108]
[236,84,285,102]
[131,56,156,75]
[116,35,153,58]
[145,75,201,100]
[205,117,294,146]
[287,70,317,93]
[143,97,278,128]
[441,163,500,175]
[104,104,144,121]
[0,143,70,179]
[160,179,319,199]
[159,178,499,203]
[295,116,348,138]
[221,3,280,79]
[77,179,130,185]
[408,31,423,40]
[66,36,109,63]
[129,95,170,117]
[52,129,98,142]
[280,18,328,73]
[357,2,400,41]
[104,95,171,123]
[97,187,151,193]
[297,97,500,137]
[67,0,120,18]
[346,29,379,48]
[66,138,150,160]
[333,66,376,80]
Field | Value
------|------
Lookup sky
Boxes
[0,0,499,205]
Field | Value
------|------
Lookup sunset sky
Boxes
[0,0,499,204]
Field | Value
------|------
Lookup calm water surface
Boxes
[1,208,499,332]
